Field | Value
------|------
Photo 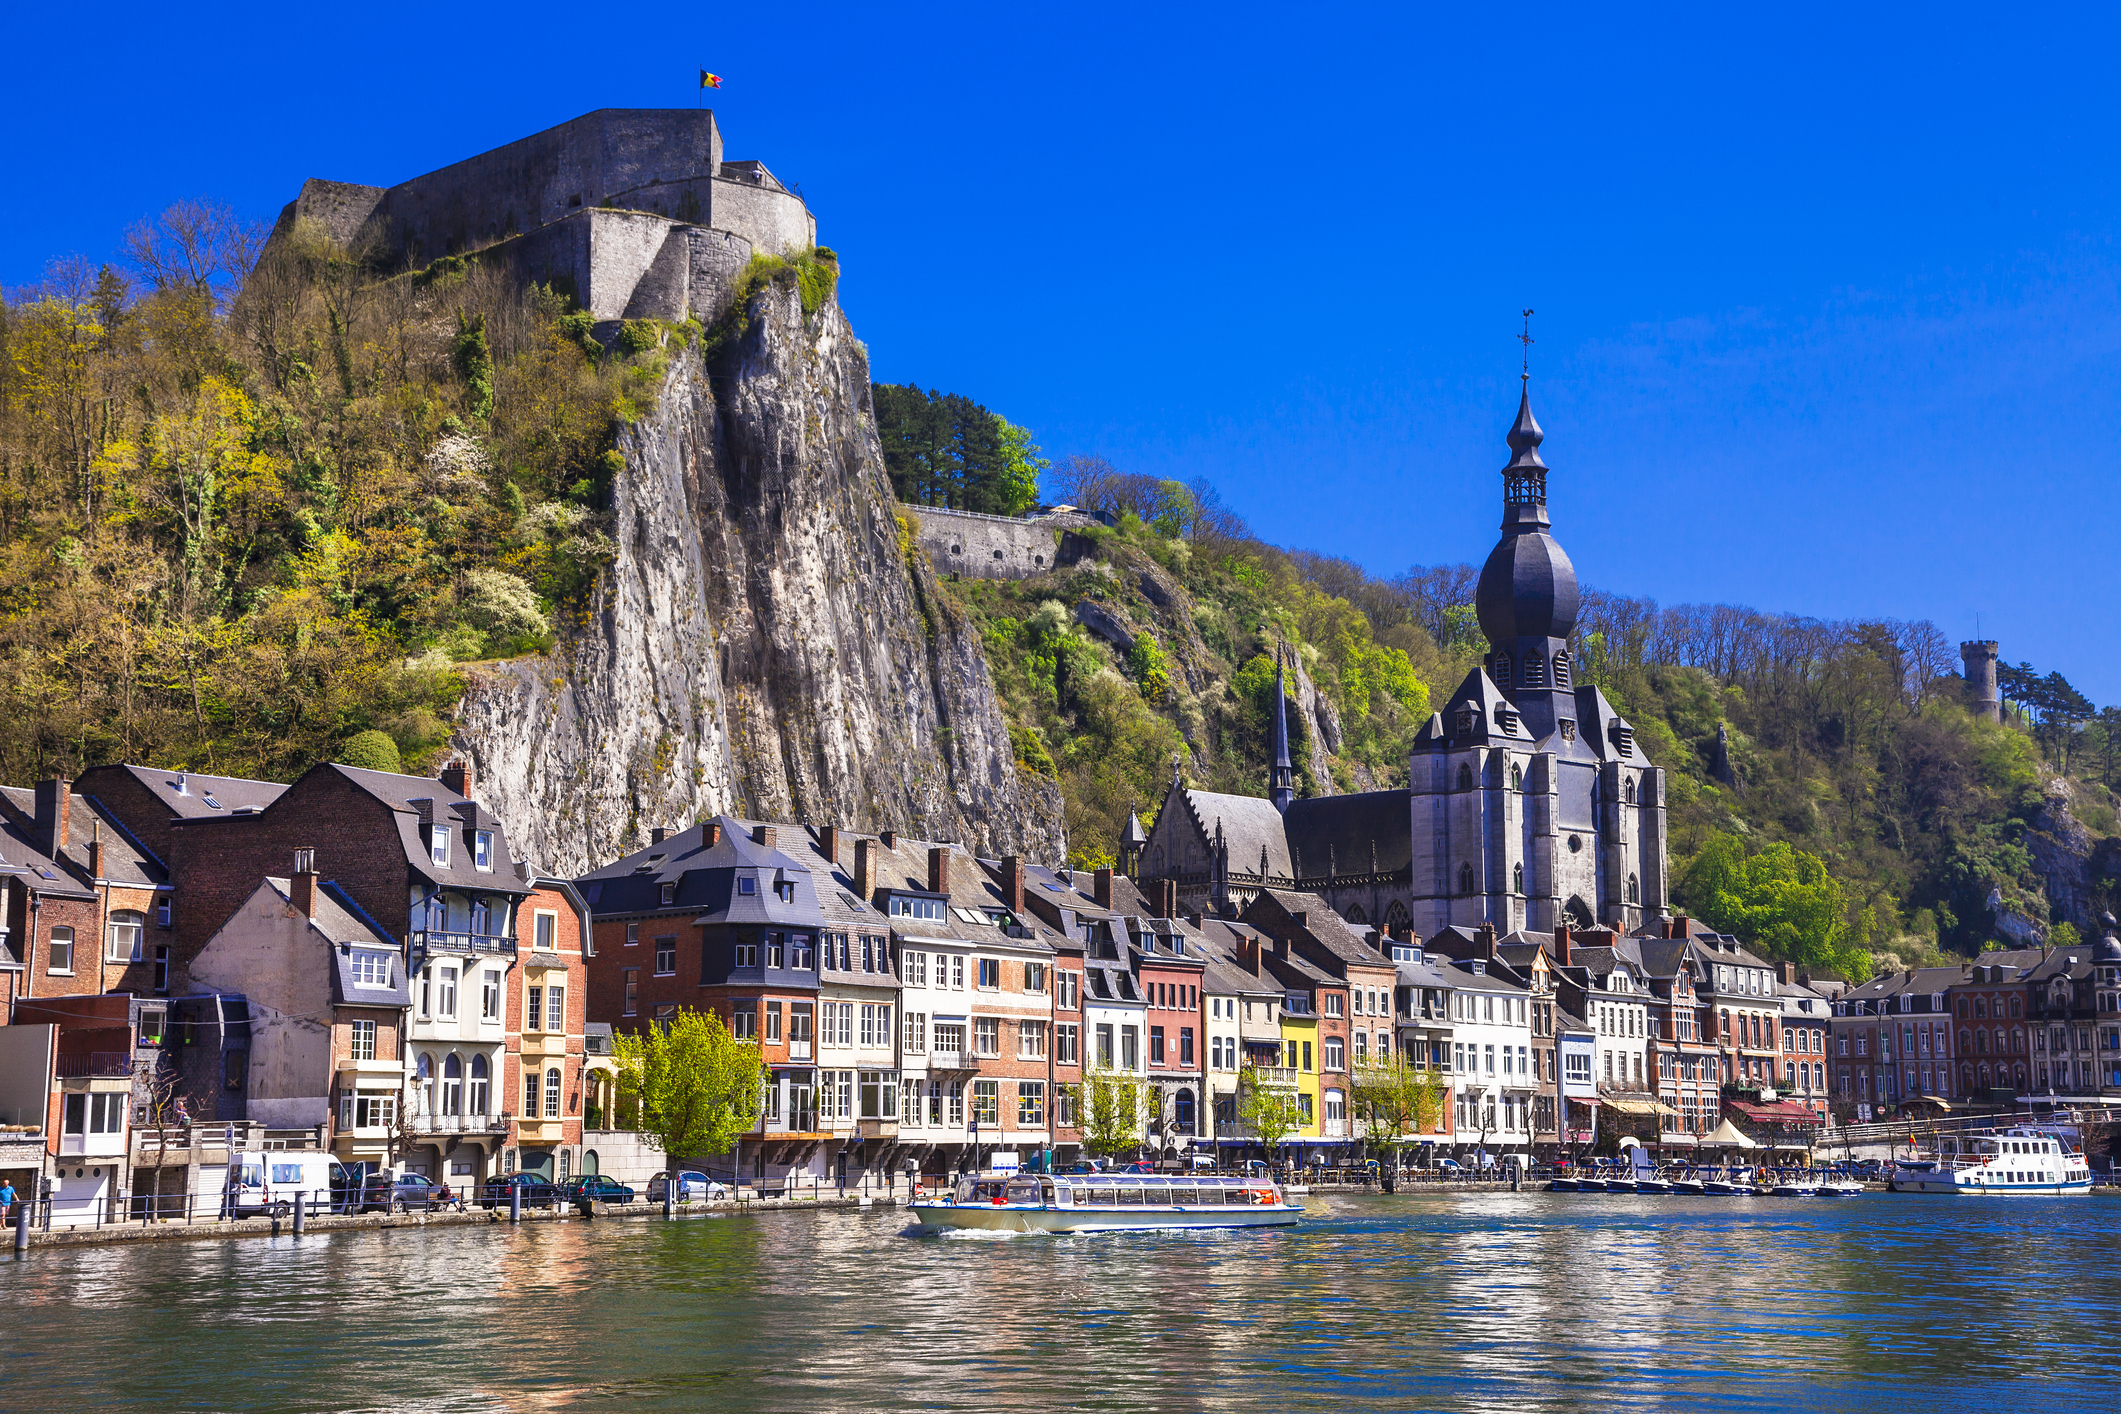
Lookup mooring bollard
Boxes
[509,1184,522,1224]
[13,1198,28,1252]
[663,1179,676,1219]
[292,1191,305,1236]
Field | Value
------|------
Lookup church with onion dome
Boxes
[1135,378,1670,937]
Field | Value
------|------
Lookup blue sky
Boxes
[10,3,2118,699]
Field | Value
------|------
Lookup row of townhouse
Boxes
[1830,921,2121,1116]
[0,762,594,1224]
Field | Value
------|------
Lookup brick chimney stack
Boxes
[440,759,471,798]
[1477,921,1498,961]
[88,825,104,882]
[752,824,776,850]
[291,847,318,917]
[880,829,897,849]
[1001,855,1025,915]
[854,839,878,901]
[819,825,841,869]
[929,847,952,897]
[704,819,722,847]
[1554,922,1572,967]
[1093,867,1114,910]
[650,827,667,845]
[1150,878,1178,919]
[33,777,70,858]
[1781,961,1797,986]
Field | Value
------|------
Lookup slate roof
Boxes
[1170,789,1292,877]
[324,764,531,897]
[0,794,96,900]
[87,764,287,821]
[1412,667,1537,751]
[1282,791,1412,878]
[0,786,166,889]
[579,816,823,929]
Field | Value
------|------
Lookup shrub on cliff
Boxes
[337,730,404,774]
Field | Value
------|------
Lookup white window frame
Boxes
[350,950,394,990]
[534,911,557,951]
[431,825,450,868]
[475,831,494,871]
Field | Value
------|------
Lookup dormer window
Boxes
[1612,726,1634,758]
[660,882,677,906]
[475,831,493,871]
[430,825,450,868]
[738,877,757,896]
[775,880,795,904]
[1552,650,1572,687]
[1454,706,1478,739]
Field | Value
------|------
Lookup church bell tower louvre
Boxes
[1404,370,1670,940]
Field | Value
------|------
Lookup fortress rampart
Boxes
[267,109,815,324]
[905,506,1102,581]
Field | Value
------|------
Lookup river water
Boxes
[5,1192,2109,1411]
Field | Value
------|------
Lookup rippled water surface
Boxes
[5,1192,2112,1411]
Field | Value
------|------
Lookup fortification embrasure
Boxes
[265,109,816,325]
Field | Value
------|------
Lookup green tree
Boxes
[337,730,403,774]
[992,418,1047,517]
[1237,1066,1303,1167]
[1069,1064,1145,1160]
[611,1009,766,1163]
[1676,833,1865,977]
[1349,1056,1448,1172]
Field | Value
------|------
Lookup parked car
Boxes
[479,1172,558,1209]
[645,1170,727,1203]
[1119,1161,1156,1174]
[1189,1152,1219,1171]
[1057,1160,1105,1175]
[1436,1158,1466,1175]
[556,1175,636,1205]
[361,1172,450,1213]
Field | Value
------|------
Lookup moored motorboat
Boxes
[1888,1128,2092,1195]
[1635,1175,1672,1195]
[1669,1175,1706,1196]
[909,1172,1302,1233]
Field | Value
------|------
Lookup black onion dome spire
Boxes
[1475,380,1580,651]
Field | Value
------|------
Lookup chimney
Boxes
[752,824,776,850]
[1186,912,1204,929]
[1292,910,1310,928]
[1554,922,1571,968]
[1476,921,1497,961]
[703,819,722,847]
[854,839,878,901]
[88,826,104,882]
[650,827,668,846]
[880,829,897,848]
[930,847,953,897]
[1781,961,1797,986]
[33,777,70,857]
[440,759,471,798]
[819,825,841,869]
[1150,878,1178,919]
[1093,867,1113,909]
[1673,913,1689,939]
[1237,933,1261,968]
[291,848,318,917]
[1001,855,1025,915]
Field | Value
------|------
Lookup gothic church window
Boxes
[1512,862,1524,895]
[1627,874,1640,904]
[1458,863,1474,897]
[1457,763,1473,792]
[1346,904,1368,925]
[1625,778,1636,805]
[1510,761,1523,791]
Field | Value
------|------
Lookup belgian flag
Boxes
[700,70,722,89]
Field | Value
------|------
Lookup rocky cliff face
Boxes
[452,283,1066,876]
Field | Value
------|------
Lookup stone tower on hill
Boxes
[1134,380,1670,936]
[262,109,816,325]
[1961,640,2001,722]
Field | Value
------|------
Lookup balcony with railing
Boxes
[1244,1067,1300,1089]
[410,1112,511,1136]
[56,1052,133,1079]
[412,929,516,957]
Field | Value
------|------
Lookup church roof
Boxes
[1412,669,1535,750]
[1283,790,1411,878]
[1173,789,1292,878]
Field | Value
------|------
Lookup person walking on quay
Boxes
[0,1178,16,1224]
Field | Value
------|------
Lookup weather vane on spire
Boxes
[1519,308,1535,383]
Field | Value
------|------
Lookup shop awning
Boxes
[1600,1096,1681,1119]
[1728,1100,1824,1125]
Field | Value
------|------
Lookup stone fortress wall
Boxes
[904,506,1106,582]
[267,110,815,326]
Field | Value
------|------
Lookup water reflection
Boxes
[6,1194,2114,1411]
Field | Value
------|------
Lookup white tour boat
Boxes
[909,1172,1303,1234]
[1888,1128,2093,1195]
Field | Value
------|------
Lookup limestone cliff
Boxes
[451,283,1066,876]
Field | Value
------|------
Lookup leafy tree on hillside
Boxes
[1676,834,1870,979]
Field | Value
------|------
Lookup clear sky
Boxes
[9,3,2117,699]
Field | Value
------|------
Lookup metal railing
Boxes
[1821,1104,2121,1146]
[411,929,516,956]
[410,1114,510,1135]
[55,1052,133,1078]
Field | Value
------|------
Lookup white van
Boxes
[231,1151,354,1215]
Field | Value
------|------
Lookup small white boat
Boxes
[909,1172,1302,1233]
[1768,1177,1818,1198]
[1889,1129,2092,1195]
[1669,1176,1706,1196]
